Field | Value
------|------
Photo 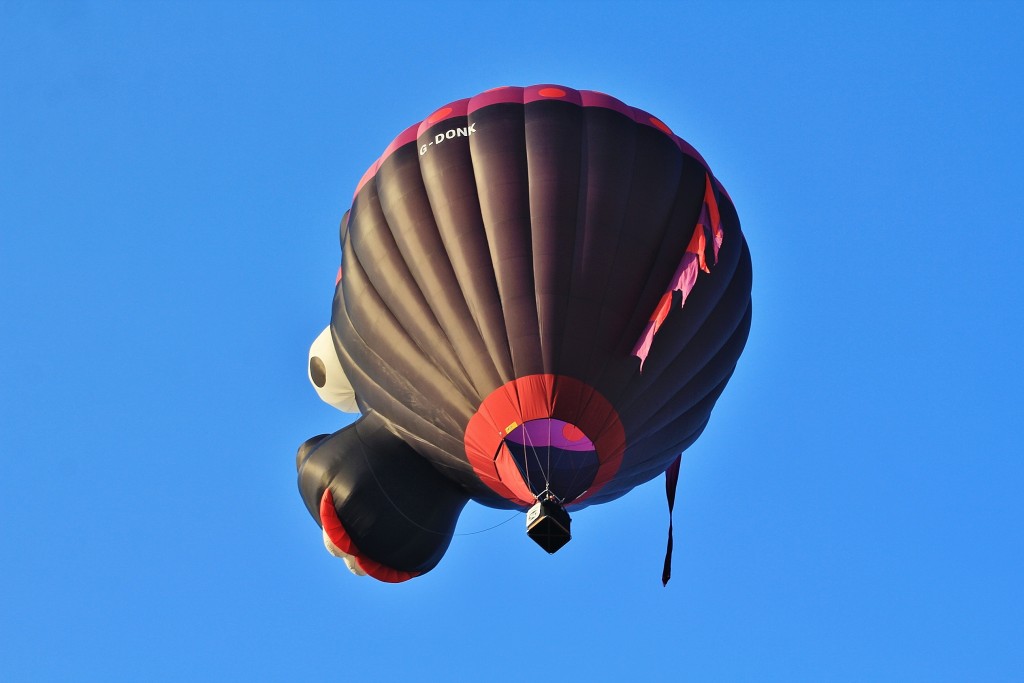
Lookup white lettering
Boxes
[420,123,479,156]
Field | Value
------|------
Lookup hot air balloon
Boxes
[297,84,752,583]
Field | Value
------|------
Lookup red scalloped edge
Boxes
[319,489,421,583]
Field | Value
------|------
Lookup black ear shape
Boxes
[297,412,469,576]
[296,434,330,473]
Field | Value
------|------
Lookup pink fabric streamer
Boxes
[633,174,723,370]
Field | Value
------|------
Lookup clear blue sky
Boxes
[2,1,1022,680]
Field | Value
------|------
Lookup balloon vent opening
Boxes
[526,495,571,554]
[501,419,598,503]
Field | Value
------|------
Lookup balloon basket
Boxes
[526,497,572,554]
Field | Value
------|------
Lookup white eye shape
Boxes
[308,326,359,413]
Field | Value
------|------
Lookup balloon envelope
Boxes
[298,84,752,580]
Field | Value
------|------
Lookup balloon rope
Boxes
[534,422,550,491]
[519,430,535,493]
[454,511,522,536]
[546,418,552,497]
[522,420,549,495]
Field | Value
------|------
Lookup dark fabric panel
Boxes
[569,146,698,417]
[523,99,584,376]
[607,154,714,361]
[417,115,515,384]
[346,172,479,403]
[578,249,749,504]
[332,298,507,502]
[621,240,752,424]
[375,143,503,400]
[296,412,470,574]
[573,418,709,509]
[331,314,505,501]
[632,302,752,438]
[334,228,473,443]
[607,186,744,405]
[624,319,750,484]
[557,106,637,381]
[335,266,479,481]
[330,252,508,498]
[585,123,685,378]
[467,103,543,378]
[625,381,728,478]
[573,113,688,385]
[338,209,351,252]
[582,375,731,508]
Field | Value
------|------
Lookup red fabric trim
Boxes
[352,158,380,202]
[524,84,583,106]
[380,122,421,164]
[319,489,420,583]
[468,86,524,111]
[711,176,733,209]
[703,173,723,264]
[633,290,676,369]
[651,291,673,324]
[686,221,709,273]
[464,375,625,507]
[494,443,537,503]
[579,89,632,118]
[350,85,720,202]
[416,97,470,137]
